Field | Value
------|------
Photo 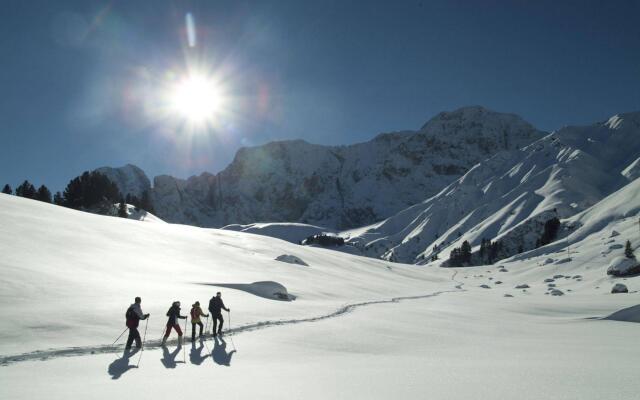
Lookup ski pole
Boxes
[111,327,128,347]
[137,316,150,367]
[184,316,188,344]
[160,325,167,342]
[183,316,188,364]
[227,310,236,352]
[204,315,209,336]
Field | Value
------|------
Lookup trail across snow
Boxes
[0,273,464,366]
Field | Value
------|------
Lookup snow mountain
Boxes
[95,164,151,198]
[345,111,640,265]
[100,106,544,230]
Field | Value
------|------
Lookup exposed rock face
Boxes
[138,106,543,229]
[95,164,151,198]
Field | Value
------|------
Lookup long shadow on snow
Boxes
[108,348,139,379]
[190,341,209,365]
[211,336,235,366]
[161,345,185,369]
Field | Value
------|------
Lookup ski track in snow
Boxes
[0,273,464,367]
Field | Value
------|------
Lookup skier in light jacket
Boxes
[125,296,149,349]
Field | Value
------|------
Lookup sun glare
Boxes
[168,73,223,126]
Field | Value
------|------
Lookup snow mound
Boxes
[126,205,165,223]
[275,254,309,266]
[605,304,640,323]
[611,283,629,294]
[607,256,640,277]
[205,281,296,301]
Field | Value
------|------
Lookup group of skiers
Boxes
[125,292,230,349]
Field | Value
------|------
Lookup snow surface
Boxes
[2,193,640,399]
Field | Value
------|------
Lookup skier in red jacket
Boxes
[125,297,150,349]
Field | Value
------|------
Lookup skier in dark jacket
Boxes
[162,301,187,346]
[125,296,149,349]
[208,292,230,336]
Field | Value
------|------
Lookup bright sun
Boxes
[168,73,223,126]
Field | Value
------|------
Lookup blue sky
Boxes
[1,0,639,192]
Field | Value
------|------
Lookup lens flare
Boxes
[186,13,196,48]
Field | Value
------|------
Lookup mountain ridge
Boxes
[97,106,545,229]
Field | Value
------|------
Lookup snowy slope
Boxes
[0,193,447,356]
[2,190,640,399]
[100,106,543,230]
[346,111,640,265]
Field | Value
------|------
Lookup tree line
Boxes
[2,171,154,218]
[3,181,54,203]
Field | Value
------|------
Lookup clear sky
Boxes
[1,0,639,192]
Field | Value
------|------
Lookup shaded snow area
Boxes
[275,254,309,266]
[2,193,640,399]
[222,222,329,243]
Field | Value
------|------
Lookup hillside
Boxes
[1,190,640,399]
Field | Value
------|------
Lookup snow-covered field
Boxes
[1,193,639,399]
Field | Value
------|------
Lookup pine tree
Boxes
[460,240,472,264]
[140,189,154,213]
[539,217,561,246]
[118,197,128,218]
[62,171,121,210]
[36,185,52,203]
[449,248,462,267]
[479,238,488,260]
[16,180,37,199]
[53,191,64,206]
[625,240,635,258]
[2,184,12,194]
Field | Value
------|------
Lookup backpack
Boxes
[125,306,139,328]
[190,307,198,319]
